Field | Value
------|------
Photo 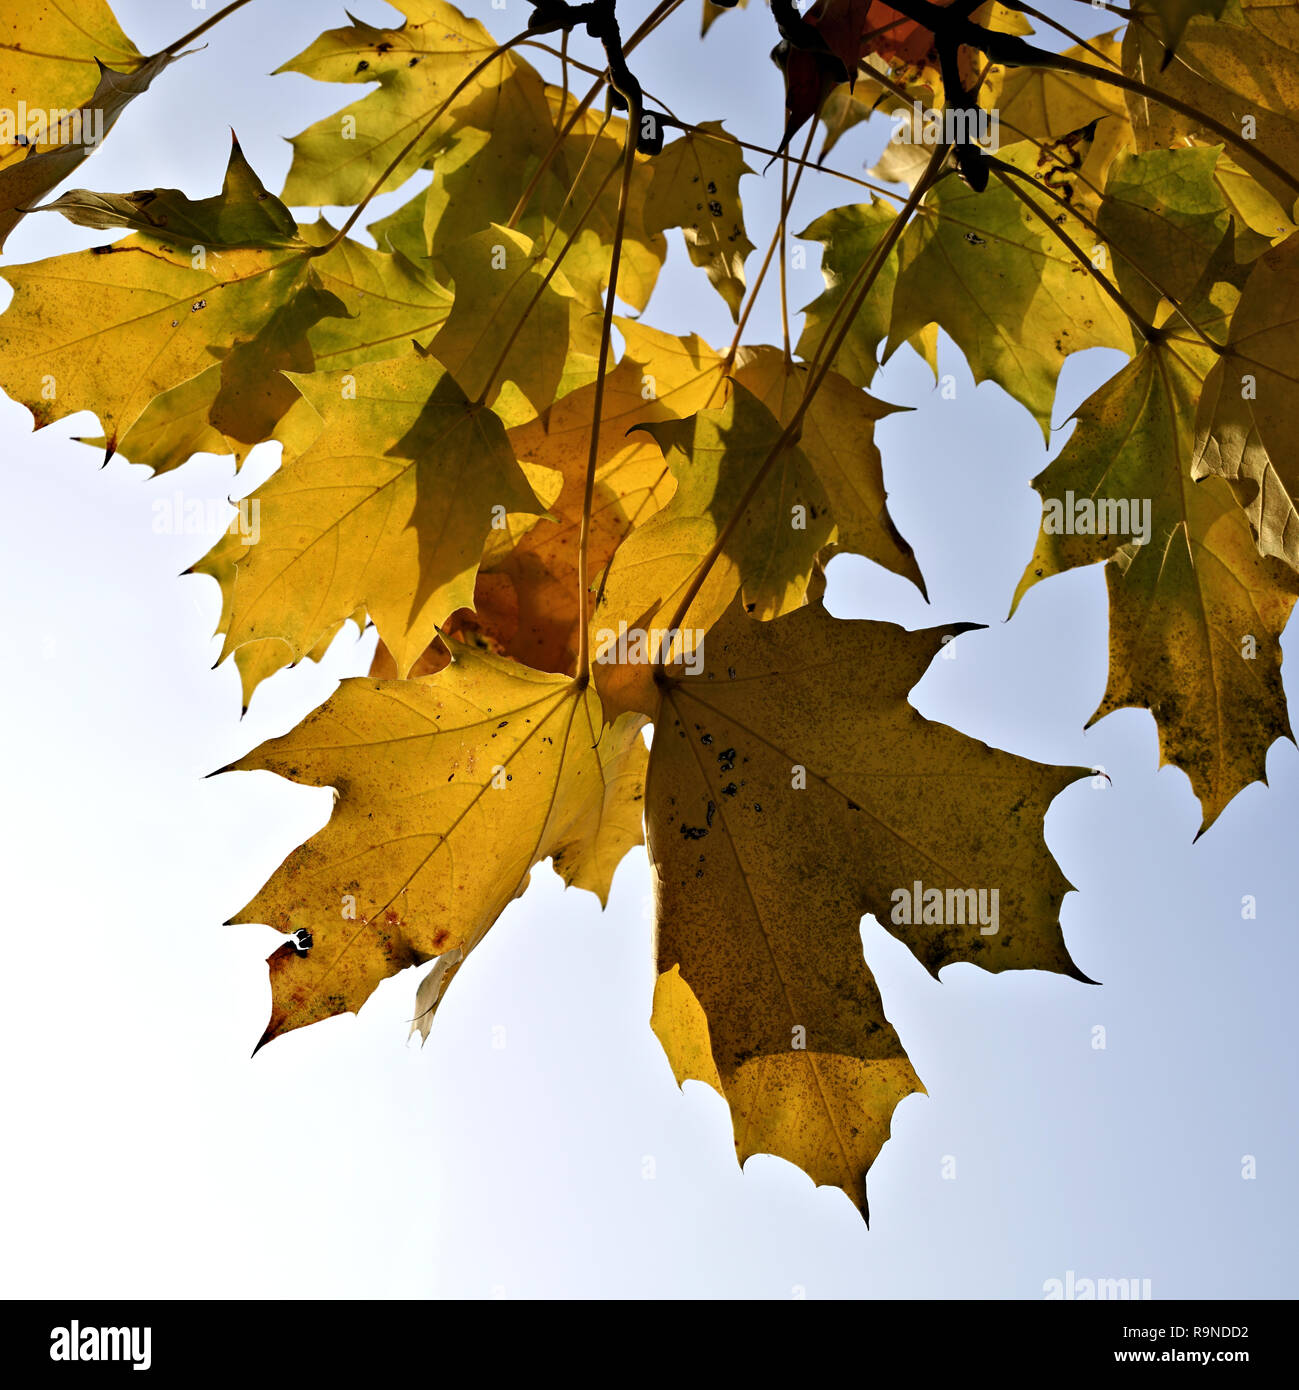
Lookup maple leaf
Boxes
[775,0,943,149]
[1123,0,1299,211]
[729,345,923,590]
[645,600,1086,1214]
[36,136,301,246]
[1014,330,1298,833]
[594,380,834,715]
[275,0,552,210]
[0,141,344,456]
[888,141,1135,436]
[1195,230,1299,571]
[362,322,724,684]
[303,218,454,371]
[465,355,683,674]
[0,1,174,248]
[64,198,451,473]
[222,654,647,1045]
[211,351,544,682]
[0,2,142,114]
[113,228,453,474]
[1136,0,1227,68]
[644,122,755,319]
[996,33,1128,145]
[701,0,750,37]
[419,88,667,314]
[192,517,367,712]
[796,200,917,389]
[429,224,601,422]
[1097,146,1231,330]
[773,1,1034,154]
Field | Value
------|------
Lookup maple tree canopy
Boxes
[2,0,1297,1218]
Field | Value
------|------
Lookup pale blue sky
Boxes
[0,0,1294,1298]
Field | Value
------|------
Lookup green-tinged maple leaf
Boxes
[210,352,544,683]
[302,217,454,370]
[0,142,345,455]
[646,600,1087,1215]
[1135,0,1227,68]
[728,345,924,594]
[887,142,1134,436]
[1097,146,1230,326]
[275,0,550,209]
[223,656,647,1044]
[0,1,168,248]
[0,52,183,251]
[795,201,900,388]
[530,97,666,314]
[415,89,665,313]
[35,134,301,245]
[90,210,454,472]
[796,199,938,389]
[606,328,922,593]
[0,239,316,451]
[644,122,755,319]
[1211,155,1297,249]
[594,381,833,718]
[429,224,601,422]
[1014,334,1298,833]
[1194,231,1299,570]
[1123,0,1299,211]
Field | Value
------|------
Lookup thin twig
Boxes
[987,154,1220,350]
[990,161,1161,342]
[575,95,641,683]
[161,0,256,55]
[311,37,526,256]
[654,144,951,667]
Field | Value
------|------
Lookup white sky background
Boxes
[0,0,1295,1298]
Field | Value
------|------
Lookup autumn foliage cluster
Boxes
[2,0,1297,1215]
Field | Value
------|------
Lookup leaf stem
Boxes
[474,127,622,404]
[986,154,1220,350]
[160,0,257,56]
[508,0,685,229]
[999,3,1121,65]
[722,121,817,376]
[989,162,1161,341]
[559,30,570,126]
[779,151,793,363]
[653,143,950,669]
[310,36,527,257]
[863,0,1299,195]
[666,116,907,203]
[575,92,640,683]
[535,109,616,263]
